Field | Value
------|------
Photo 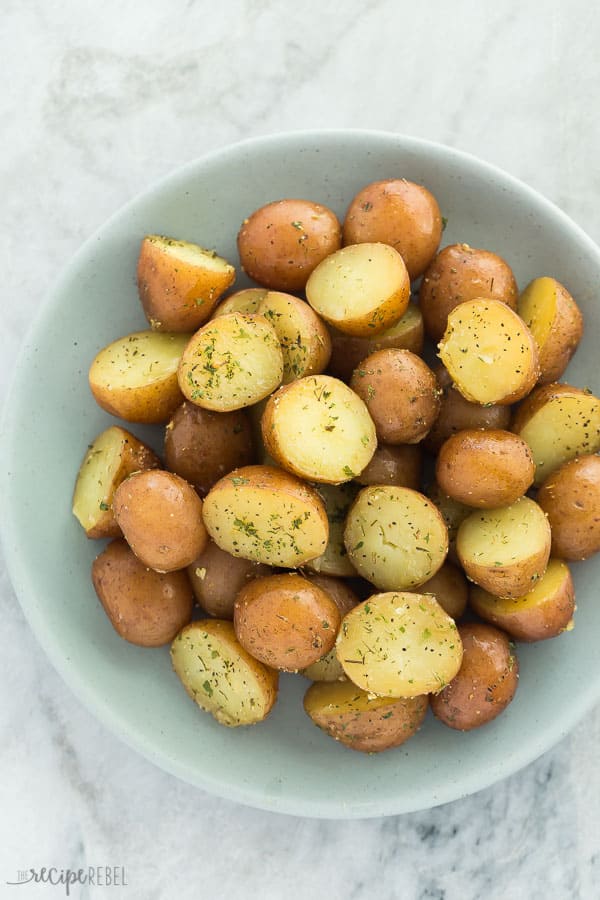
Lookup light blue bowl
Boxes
[2,131,600,818]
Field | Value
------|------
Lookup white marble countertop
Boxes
[2,2,600,898]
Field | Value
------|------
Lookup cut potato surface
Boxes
[89,330,190,423]
[178,313,283,411]
[438,300,539,405]
[336,592,463,697]
[344,486,448,590]
[257,291,331,383]
[171,620,278,726]
[305,482,359,576]
[518,276,583,384]
[262,375,377,483]
[211,288,268,318]
[306,242,410,337]
[202,465,329,566]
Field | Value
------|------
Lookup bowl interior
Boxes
[3,131,600,818]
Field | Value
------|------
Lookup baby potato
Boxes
[234,573,341,671]
[305,482,359,577]
[211,288,268,318]
[356,443,422,489]
[72,425,160,538]
[306,242,410,337]
[171,619,278,726]
[470,558,575,642]
[89,330,190,424]
[537,455,600,560]
[257,291,331,382]
[304,680,428,752]
[113,469,208,572]
[511,383,600,485]
[164,401,254,496]
[435,429,535,508]
[426,482,472,545]
[419,562,468,620]
[457,497,551,598]
[237,198,342,292]
[342,179,443,280]
[187,540,271,619]
[518,276,583,384]
[419,243,519,341]
[178,312,283,411]
[438,299,539,405]
[262,375,376,484]
[328,303,424,383]
[137,235,235,332]
[344,486,448,590]
[336,592,462,697]
[202,465,329,567]
[350,349,440,444]
[430,623,519,730]
[301,574,360,681]
[424,364,512,453]
[92,539,193,646]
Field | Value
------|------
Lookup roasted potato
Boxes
[537,455,600,560]
[257,291,331,382]
[72,426,160,538]
[211,288,268,318]
[419,243,519,341]
[171,619,278,726]
[518,276,583,384]
[304,680,428,752]
[419,562,468,620]
[301,574,360,681]
[237,198,342,292]
[350,349,440,444]
[92,539,193,646]
[234,573,341,671]
[336,592,463,697]
[306,242,410,337]
[137,235,235,332]
[202,465,329,567]
[89,330,190,424]
[113,469,208,572]
[430,623,519,730]
[457,497,551,598]
[261,375,377,484]
[187,540,271,618]
[342,179,443,280]
[356,443,422,489]
[470,558,575,642]
[305,482,358,577]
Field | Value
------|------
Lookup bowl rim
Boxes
[2,128,600,818]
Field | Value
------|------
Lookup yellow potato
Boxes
[257,291,331,382]
[187,540,271,619]
[301,574,360,681]
[518,276,583,384]
[537,455,600,560]
[305,482,359,577]
[211,288,268,318]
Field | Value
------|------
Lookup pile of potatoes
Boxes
[73,178,600,754]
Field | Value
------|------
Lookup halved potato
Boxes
[72,426,160,538]
[336,592,463,697]
[356,443,422,489]
[304,680,428,752]
[306,242,410,337]
[301,574,360,681]
[518,276,583,384]
[178,313,283,411]
[457,497,551,598]
[419,562,468,620]
[187,540,271,619]
[438,300,539,405]
[261,375,377,483]
[470,558,575,641]
[137,235,235,332]
[211,288,268,318]
[344,486,448,590]
[257,291,331,382]
[511,383,600,484]
[305,482,359,577]
[202,465,329,566]
[89,330,190,424]
[170,619,278,726]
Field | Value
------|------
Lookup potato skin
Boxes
[342,179,442,280]
[164,402,254,497]
[430,623,519,730]
[518,276,583,384]
[350,349,440,444]
[435,429,535,508]
[303,681,428,752]
[187,540,271,618]
[419,562,468,620]
[300,574,360,681]
[234,573,341,671]
[92,540,193,646]
[211,288,268,318]
[237,199,342,292]
[537,455,600,560]
[419,243,518,341]
[113,469,208,572]
[356,443,422,489]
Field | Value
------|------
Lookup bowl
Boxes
[2,130,600,819]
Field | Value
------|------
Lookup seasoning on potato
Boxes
[187,540,271,619]
[304,482,359,577]
[211,288,268,318]
[300,573,360,682]
[518,276,583,384]
[355,443,422,489]
[257,291,332,382]
[537,455,600,560]
[419,561,468,620]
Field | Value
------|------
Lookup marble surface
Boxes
[2,1,600,898]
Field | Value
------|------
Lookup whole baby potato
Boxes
[92,540,193,646]
[419,562,468,620]
[430,623,519,730]
[356,443,422,489]
[537,455,600,560]
[113,469,208,572]
[237,199,342,292]
[187,540,271,619]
